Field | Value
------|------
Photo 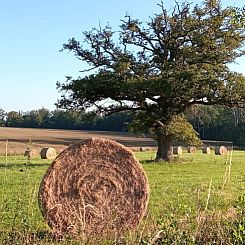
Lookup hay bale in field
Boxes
[215,146,228,155]
[173,146,182,155]
[24,148,39,158]
[202,147,211,154]
[38,137,149,238]
[227,147,233,152]
[40,147,56,159]
[187,146,196,153]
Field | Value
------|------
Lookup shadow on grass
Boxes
[140,156,194,164]
[140,159,158,164]
[0,162,51,169]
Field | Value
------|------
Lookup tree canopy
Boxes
[57,0,245,161]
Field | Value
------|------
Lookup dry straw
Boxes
[173,146,182,155]
[39,138,149,238]
[24,148,39,159]
[202,147,211,154]
[40,147,57,159]
[187,146,196,153]
[214,146,228,155]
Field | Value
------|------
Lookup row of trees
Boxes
[0,108,131,131]
[1,106,245,147]
[186,106,245,147]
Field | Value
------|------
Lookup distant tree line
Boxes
[0,106,245,147]
[0,108,131,132]
[186,106,245,147]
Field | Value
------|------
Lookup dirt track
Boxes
[0,127,157,155]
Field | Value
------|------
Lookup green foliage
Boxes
[127,111,156,134]
[186,105,245,147]
[0,108,6,126]
[159,115,201,146]
[5,111,23,127]
[1,108,132,132]
[229,6,245,28]
[57,0,245,159]
[23,108,51,128]
[186,105,226,127]
[58,1,245,115]
[128,114,201,146]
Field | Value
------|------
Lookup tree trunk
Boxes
[155,129,173,162]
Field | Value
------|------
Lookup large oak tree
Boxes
[57,0,245,161]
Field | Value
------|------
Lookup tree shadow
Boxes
[140,159,157,164]
[0,162,51,169]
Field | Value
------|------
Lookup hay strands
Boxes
[39,138,149,238]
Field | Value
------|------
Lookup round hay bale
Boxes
[173,146,182,155]
[24,148,39,158]
[38,138,149,237]
[40,147,56,159]
[215,146,228,155]
[202,147,211,154]
[187,146,196,153]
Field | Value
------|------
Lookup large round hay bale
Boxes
[173,146,182,155]
[38,138,149,237]
[202,147,211,154]
[215,146,228,155]
[24,148,39,158]
[40,147,56,159]
[187,146,196,153]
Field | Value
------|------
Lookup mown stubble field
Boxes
[0,127,157,155]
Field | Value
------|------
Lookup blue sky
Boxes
[0,0,244,112]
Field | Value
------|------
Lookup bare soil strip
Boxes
[0,127,156,155]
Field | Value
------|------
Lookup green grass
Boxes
[0,150,245,244]
[136,151,245,212]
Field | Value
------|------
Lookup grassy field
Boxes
[0,150,244,244]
